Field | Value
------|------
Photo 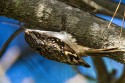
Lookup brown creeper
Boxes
[25,29,92,67]
[24,29,124,68]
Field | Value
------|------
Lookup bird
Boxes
[24,29,124,68]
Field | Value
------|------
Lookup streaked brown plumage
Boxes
[25,29,125,68]
[25,29,90,67]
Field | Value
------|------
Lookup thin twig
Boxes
[108,0,121,28]
[0,28,24,57]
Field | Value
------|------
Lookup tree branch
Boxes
[81,0,125,18]
[0,28,24,57]
[0,0,125,64]
[59,0,125,18]
[92,57,109,83]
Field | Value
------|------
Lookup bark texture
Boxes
[1,0,125,63]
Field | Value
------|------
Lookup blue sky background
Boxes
[0,0,125,83]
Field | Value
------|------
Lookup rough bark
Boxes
[0,0,125,82]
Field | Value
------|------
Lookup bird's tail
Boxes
[85,47,125,55]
